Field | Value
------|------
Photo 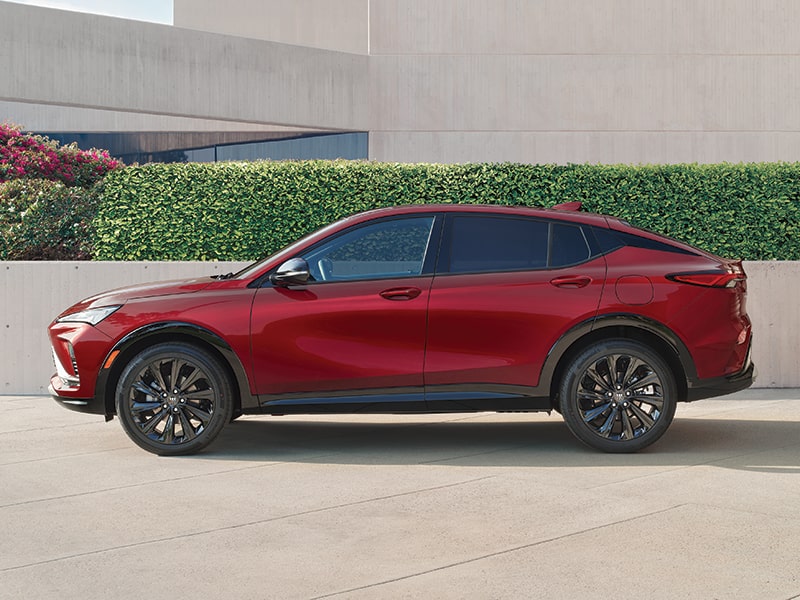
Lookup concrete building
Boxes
[2,0,800,164]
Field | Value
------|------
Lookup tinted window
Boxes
[303,217,435,282]
[550,223,591,267]
[448,216,549,273]
[614,230,698,256]
[589,226,625,255]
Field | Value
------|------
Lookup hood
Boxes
[60,277,214,316]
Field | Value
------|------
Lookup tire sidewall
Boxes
[559,340,677,453]
[115,343,233,456]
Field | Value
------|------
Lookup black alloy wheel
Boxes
[116,343,233,455]
[559,340,677,453]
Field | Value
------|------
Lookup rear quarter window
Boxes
[589,226,698,257]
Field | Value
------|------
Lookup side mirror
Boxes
[269,258,310,287]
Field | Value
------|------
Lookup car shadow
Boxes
[200,415,800,473]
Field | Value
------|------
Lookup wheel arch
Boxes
[94,322,257,419]
[543,314,695,407]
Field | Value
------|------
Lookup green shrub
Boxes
[0,123,122,260]
[0,179,101,260]
[94,161,800,261]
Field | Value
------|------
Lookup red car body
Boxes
[49,204,754,454]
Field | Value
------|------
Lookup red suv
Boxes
[49,204,754,455]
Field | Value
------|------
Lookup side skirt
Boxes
[255,385,553,415]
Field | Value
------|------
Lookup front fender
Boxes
[94,321,258,418]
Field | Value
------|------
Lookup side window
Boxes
[303,216,435,282]
[448,216,548,273]
[549,223,591,267]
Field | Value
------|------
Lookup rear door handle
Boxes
[379,287,422,301]
[550,276,592,289]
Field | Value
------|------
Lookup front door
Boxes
[250,215,439,410]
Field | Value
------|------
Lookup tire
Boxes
[115,343,234,456]
[558,340,677,453]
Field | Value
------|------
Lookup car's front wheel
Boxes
[559,340,677,452]
[115,343,233,456]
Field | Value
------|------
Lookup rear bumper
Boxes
[686,360,757,402]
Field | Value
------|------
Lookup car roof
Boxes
[351,203,612,227]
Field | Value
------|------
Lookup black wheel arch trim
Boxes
[94,321,257,418]
[540,313,699,401]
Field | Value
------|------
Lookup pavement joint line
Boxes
[0,457,332,509]
[589,438,800,490]
[677,399,791,419]
[587,464,704,490]
[0,421,108,435]
[0,446,133,467]
[586,453,779,490]
[0,474,496,573]
[702,439,800,467]
[417,443,538,464]
[309,503,689,599]
[586,424,800,491]
[691,501,800,524]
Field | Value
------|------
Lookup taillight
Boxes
[667,271,743,288]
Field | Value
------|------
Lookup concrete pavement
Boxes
[1,389,799,599]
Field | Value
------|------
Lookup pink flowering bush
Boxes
[1,123,122,259]
[0,123,120,187]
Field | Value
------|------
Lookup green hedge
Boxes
[93,161,800,261]
[1,179,101,260]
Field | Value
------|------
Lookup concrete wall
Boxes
[173,0,368,54]
[744,262,800,388]
[1,261,796,395]
[6,0,800,164]
[367,0,800,163]
[0,1,368,133]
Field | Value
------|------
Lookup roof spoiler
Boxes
[551,201,583,211]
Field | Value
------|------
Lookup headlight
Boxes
[56,305,121,325]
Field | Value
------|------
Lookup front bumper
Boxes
[49,378,107,416]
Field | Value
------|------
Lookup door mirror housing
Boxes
[270,258,311,287]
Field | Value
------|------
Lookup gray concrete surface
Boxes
[1,1,369,133]
[1,389,799,599]
[175,0,369,54]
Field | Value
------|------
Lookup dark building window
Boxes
[40,131,368,164]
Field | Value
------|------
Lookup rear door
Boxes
[424,213,607,402]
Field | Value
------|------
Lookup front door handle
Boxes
[550,275,592,289]
[379,287,422,301]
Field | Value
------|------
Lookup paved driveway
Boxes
[1,390,799,599]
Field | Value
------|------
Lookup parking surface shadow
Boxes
[204,414,800,473]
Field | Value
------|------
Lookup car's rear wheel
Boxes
[115,343,233,456]
[559,340,677,452]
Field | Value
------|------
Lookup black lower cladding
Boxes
[257,385,553,415]
[685,361,756,402]
[49,385,105,415]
